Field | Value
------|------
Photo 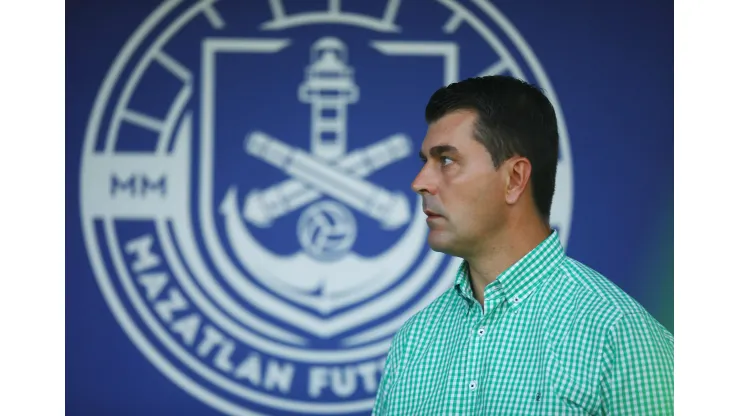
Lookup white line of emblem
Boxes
[370,41,459,86]
[154,51,193,83]
[329,0,341,13]
[382,0,402,26]
[261,0,400,33]
[122,109,165,132]
[202,1,226,29]
[104,1,227,154]
[442,11,465,33]
[267,0,286,20]
[438,0,525,80]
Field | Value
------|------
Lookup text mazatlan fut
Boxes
[123,233,387,398]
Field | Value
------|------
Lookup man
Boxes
[372,75,674,415]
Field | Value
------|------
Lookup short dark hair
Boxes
[424,75,559,222]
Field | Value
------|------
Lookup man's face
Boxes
[412,110,508,257]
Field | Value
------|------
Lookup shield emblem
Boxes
[191,36,457,339]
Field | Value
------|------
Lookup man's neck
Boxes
[466,219,551,307]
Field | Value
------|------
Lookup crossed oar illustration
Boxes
[242,131,413,230]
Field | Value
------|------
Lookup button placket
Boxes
[464,311,485,404]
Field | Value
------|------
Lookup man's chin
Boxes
[427,235,460,256]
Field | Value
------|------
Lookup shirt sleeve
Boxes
[599,311,674,415]
[372,336,399,416]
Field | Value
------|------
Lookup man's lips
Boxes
[424,209,443,218]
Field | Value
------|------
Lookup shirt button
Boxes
[477,327,486,336]
[513,296,520,303]
[469,381,478,390]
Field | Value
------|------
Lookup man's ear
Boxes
[504,157,532,205]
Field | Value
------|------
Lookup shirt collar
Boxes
[454,230,565,311]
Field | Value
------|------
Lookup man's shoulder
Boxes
[556,256,672,338]
[386,285,462,357]
[395,286,460,337]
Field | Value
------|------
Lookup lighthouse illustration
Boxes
[241,36,412,252]
[298,37,359,162]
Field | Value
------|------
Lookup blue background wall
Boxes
[66,1,673,414]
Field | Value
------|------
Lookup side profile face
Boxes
[412,109,509,258]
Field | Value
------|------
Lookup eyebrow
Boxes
[419,145,460,160]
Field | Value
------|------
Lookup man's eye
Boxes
[441,156,453,166]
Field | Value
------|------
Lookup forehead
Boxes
[421,110,479,152]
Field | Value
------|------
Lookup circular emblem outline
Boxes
[79,1,575,414]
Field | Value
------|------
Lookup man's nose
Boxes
[411,166,434,195]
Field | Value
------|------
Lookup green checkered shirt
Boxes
[373,231,674,415]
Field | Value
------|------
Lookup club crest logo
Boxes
[79,0,574,414]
